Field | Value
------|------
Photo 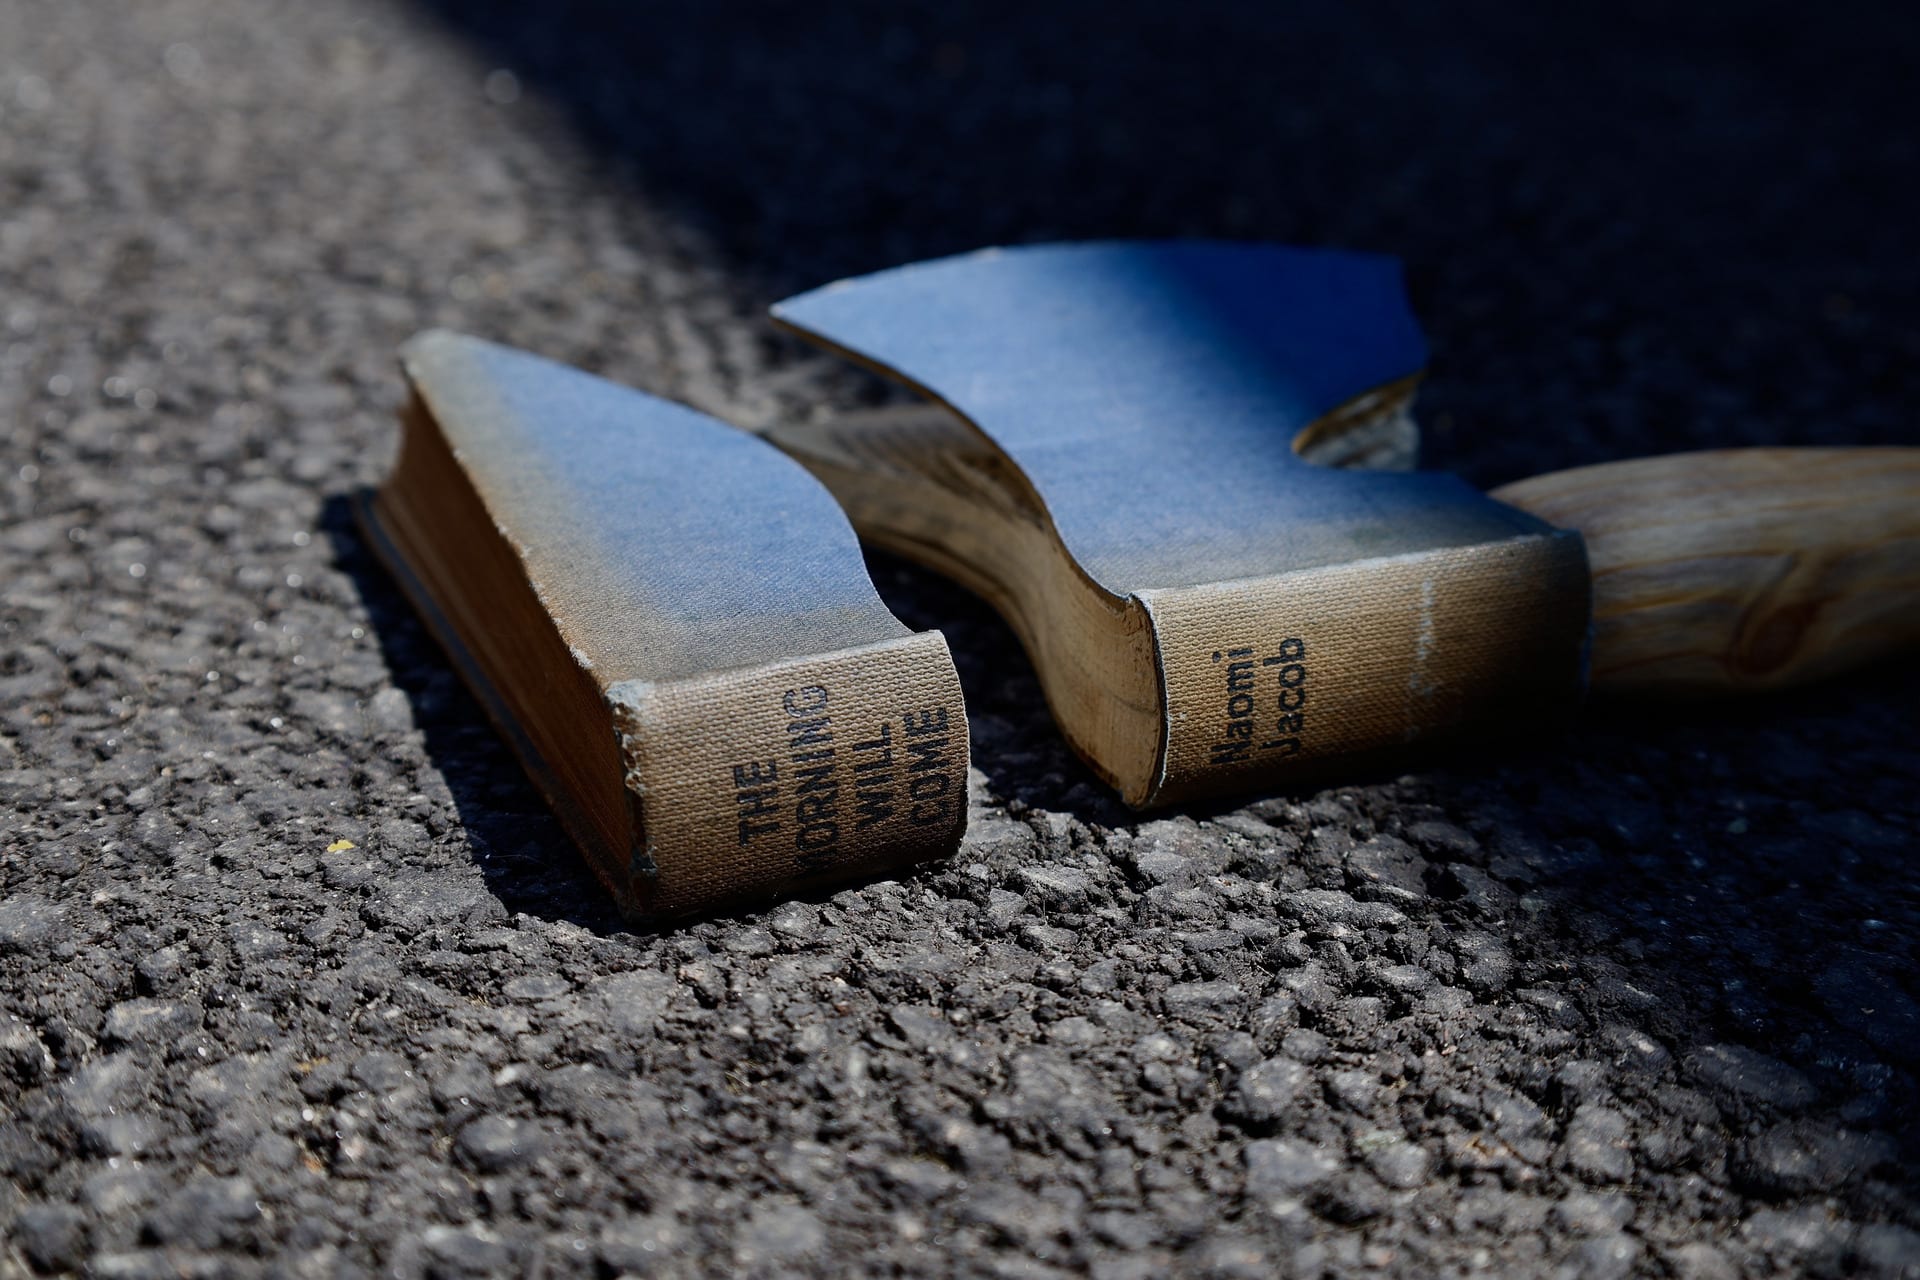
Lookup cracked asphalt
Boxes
[2,0,1917,1276]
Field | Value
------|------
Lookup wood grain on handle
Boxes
[1492,448,1920,693]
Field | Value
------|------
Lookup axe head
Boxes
[773,241,1593,800]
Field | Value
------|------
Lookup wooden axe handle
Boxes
[1492,448,1920,693]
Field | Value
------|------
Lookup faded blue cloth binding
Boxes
[775,241,1563,594]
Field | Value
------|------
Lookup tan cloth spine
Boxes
[1137,532,1591,807]
[606,632,970,921]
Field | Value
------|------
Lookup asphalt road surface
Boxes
[2,1,1918,1275]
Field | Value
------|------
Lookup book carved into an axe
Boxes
[768,242,1920,806]
[358,333,968,923]
[361,245,1918,922]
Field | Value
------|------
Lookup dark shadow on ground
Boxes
[319,493,631,933]
[410,0,1919,486]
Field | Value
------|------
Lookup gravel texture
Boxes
[3,0,1918,1276]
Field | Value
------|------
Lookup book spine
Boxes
[1135,532,1591,807]
[605,632,970,921]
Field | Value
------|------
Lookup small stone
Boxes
[735,1203,825,1263]
[76,1111,160,1158]
[1440,864,1517,914]
[1327,1070,1378,1113]
[364,869,507,932]
[1176,928,1238,954]
[1132,845,1199,888]
[1248,995,1296,1046]
[888,1005,952,1049]
[1280,889,1405,931]
[1278,964,1340,1013]
[724,927,775,956]
[1221,1057,1307,1129]
[767,902,819,939]
[1363,962,1432,997]
[82,1164,165,1220]
[1550,1191,1634,1233]
[984,888,1028,927]
[62,1054,146,1116]
[1016,863,1092,909]
[1554,1060,1613,1106]
[456,1116,547,1172]
[592,969,675,1036]
[366,687,414,734]
[377,817,429,854]
[1740,1205,1855,1257]
[503,973,571,1001]
[1346,835,1427,896]
[1022,923,1078,951]
[1243,1137,1340,1195]
[427,1055,496,1112]
[598,1215,689,1270]
[1280,1029,1330,1063]
[143,1176,259,1248]
[226,920,288,963]
[1455,933,1512,994]
[986,1050,1121,1151]
[875,1158,962,1202]
[1035,811,1078,850]
[965,814,1036,860]
[1163,980,1246,1021]
[1599,1024,1671,1074]
[1131,1033,1182,1063]
[1362,1138,1430,1189]
[418,1225,515,1276]
[1665,1242,1739,1280]
[911,1113,1011,1174]
[1560,1105,1633,1184]
[1186,1233,1271,1279]
[349,1050,412,1092]
[188,1052,291,1115]
[1313,1171,1387,1224]
[1046,1015,1101,1047]
[1208,1032,1261,1072]
[0,895,66,954]
[0,1018,51,1081]
[1556,1234,1642,1280]
[102,998,200,1046]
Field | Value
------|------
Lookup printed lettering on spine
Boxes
[727,688,960,878]
[902,708,958,829]
[359,331,970,921]
[1208,639,1308,768]
[849,723,897,830]
[784,685,839,871]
